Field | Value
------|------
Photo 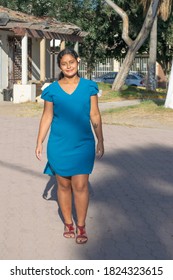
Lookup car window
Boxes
[127,74,138,80]
[104,72,117,79]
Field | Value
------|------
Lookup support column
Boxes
[22,34,28,85]
[60,40,65,51]
[40,38,46,82]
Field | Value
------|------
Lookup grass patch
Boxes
[98,82,167,102]
[16,102,43,116]
[98,82,112,91]
[101,99,173,129]
[102,100,168,114]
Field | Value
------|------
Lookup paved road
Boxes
[0,103,173,260]
[98,99,141,111]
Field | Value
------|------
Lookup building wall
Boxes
[31,39,51,81]
[0,33,53,101]
[31,38,40,80]
[156,62,167,88]
[46,40,50,80]
[54,54,61,79]
[0,30,12,101]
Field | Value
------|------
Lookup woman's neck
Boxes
[62,75,79,84]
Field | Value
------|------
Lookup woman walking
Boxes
[35,48,104,244]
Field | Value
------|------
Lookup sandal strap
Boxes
[77,225,86,235]
[64,223,74,231]
[76,225,88,244]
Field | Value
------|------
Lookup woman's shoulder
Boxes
[42,81,56,90]
[41,81,58,101]
[42,81,59,93]
[80,78,99,96]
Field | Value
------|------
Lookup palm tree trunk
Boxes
[146,15,157,91]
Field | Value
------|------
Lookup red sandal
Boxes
[63,223,75,238]
[76,225,88,244]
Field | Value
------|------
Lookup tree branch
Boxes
[104,0,133,46]
[105,0,160,91]
[133,0,160,51]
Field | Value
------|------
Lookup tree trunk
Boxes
[112,49,136,90]
[146,15,157,91]
[86,63,94,79]
[165,59,173,108]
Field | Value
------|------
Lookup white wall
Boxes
[113,60,120,72]
[0,30,11,101]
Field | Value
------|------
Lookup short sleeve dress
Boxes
[41,78,99,177]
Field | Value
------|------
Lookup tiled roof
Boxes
[0,6,87,41]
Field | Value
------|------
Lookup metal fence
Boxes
[120,56,149,75]
[79,56,149,78]
[79,58,114,78]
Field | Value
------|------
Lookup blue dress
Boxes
[41,78,99,176]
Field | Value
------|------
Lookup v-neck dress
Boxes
[41,77,99,176]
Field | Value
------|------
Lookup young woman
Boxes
[35,48,104,244]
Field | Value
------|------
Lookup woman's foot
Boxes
[76,225,88,244]
[63,222,75,238]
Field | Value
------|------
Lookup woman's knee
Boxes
[72,181,88,193]
[56,175,72,191]
[72,175,89,193]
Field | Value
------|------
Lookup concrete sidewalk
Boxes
[0,112,173,260]
[98,99,141,111]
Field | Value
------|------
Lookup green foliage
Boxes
[0,0,173,77]
[0,0,29,11]
[0,0,55,15]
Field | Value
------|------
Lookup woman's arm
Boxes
[35,101,53,160]
[90,95,104,158]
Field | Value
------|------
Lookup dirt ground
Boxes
[1,100,173,130]
[102,112,173,130]
[0,101,44,117]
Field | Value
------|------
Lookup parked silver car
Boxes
[92,71,145,86]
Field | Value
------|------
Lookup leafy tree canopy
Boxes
[0,0,173,75]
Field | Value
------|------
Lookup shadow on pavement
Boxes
[1,145,173,259]
[85,145,173,260]
[56,145,173,260]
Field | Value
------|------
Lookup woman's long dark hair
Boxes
[57,48,80,80]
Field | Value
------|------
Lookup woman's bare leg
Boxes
[56,175,73,225]
[71,174,89,243]
[71,174,89,226]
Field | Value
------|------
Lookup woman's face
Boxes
[59,54,78,78]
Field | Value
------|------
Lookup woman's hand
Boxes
[35,143,43,161]
[96,140,104,158]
